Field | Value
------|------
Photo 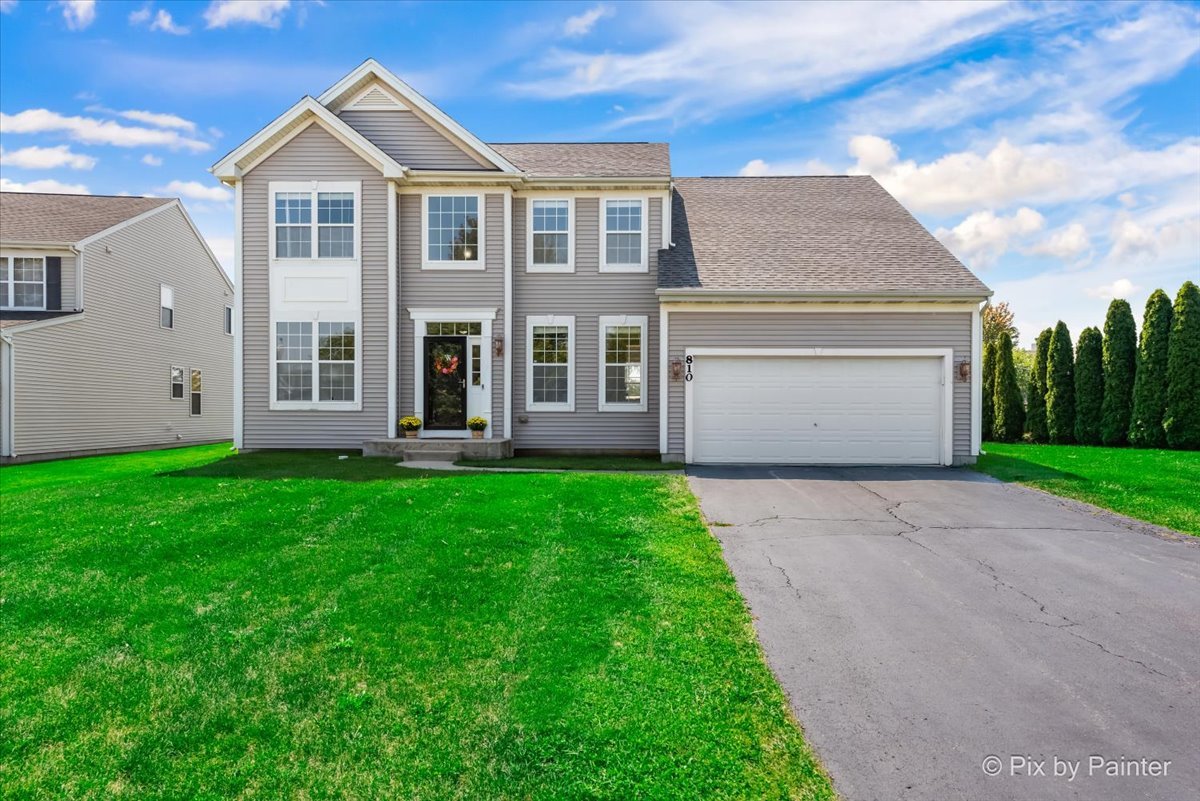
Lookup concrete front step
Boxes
[403,449,461,462]
[362,436,513,461]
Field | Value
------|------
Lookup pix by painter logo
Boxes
[982,754,1172,782]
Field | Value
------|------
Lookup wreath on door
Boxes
[432,350,460,376]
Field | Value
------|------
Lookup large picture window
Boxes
[1,256,46,310]
[529,199,572,271]
[599,316,648,412]
[602,199,646,272]
[425,195,481,267]
[271,183,358,260]
[274,321,357,407]
[526,315,574,411]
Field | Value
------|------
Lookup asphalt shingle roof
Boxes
[659,176,990,296]
[0,192,173,244]
[489,142,670,178]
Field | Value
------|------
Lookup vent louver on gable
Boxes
[346,85,408,111]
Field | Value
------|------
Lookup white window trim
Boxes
[598,315,649,413]
[189,368,202,417]
[421,192,485,271]
[0,254,48,311]
[526,314,575,412]
[170,366,184,400]
[160,283,174,330]
[224,305,234,336]
[526,197,574,273]
[268,181,362,266]
[408,308,495,438]
[269,320,363,412]
[599,196,649,273]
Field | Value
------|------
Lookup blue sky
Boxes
[1,0,1197,342]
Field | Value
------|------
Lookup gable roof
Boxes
[659,176,991,298]
[0,192,173,245]
[489,143,670,178]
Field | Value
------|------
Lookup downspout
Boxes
[1,333,14,458]
[233,180,244,450]
[971,299,987,458]
[387,180,399,438]
[503,190,513,439]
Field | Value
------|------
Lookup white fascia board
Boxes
[75,201,176,248]
[657,289,993,302]
[521,176,672,190]
[1,312,86,335]
[318,60,522,174]
[0,240,76,251]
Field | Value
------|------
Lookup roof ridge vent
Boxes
[346,85,408,111]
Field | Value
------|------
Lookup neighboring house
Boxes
[212,60,990,466]
[0,193,235,462]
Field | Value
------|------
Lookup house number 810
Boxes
[685,355,694,382]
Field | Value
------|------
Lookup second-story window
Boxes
[602,198,647,272]
[1,256,46,310]
[160,284,174,329]
[529,199,572,272]
[271,182,358,261]
[424,195,481,268]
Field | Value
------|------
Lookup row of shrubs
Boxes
[983,281,1199,449]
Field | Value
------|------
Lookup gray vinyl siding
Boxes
[241,124,389,449]
[339,110,491,171]
[397,193,506,432]
[511,196,662,450]
[665,311,974,459]
[10,205,233,456]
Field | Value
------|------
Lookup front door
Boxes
[425,336,467,430]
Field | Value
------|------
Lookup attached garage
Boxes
[685,349,952,465]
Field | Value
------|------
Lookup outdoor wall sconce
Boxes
[493,336,504,357]
[957,360,971,382]
[670,358,684,380]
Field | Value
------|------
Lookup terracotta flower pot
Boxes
[404,430,418,439]
[471,430,484,439]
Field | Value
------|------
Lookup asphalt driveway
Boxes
[689,466,1200,801]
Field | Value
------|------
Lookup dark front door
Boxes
[425,336,467,430]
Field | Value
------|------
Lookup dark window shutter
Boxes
[45,257,62,310]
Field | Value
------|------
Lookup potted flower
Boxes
[466,416,488,439]
[399,416,422,439]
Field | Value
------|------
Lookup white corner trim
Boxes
[503,190,513,438]
[419,192,486,271]
[0,337,12,457]
[598,196,650,273]
[233,182,244,447]
[525,314,575,412]
[659,307,669,454]
[597,315,649,413]
[387,180,399,438]
[525,197,574,273]
[971,302,984,456]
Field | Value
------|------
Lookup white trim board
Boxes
[597,315,649,413]
[525,314,575,413]
[410,309,495,438]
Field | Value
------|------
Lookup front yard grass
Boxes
[0,445,832,800]
[975,442,1200,536]
[456,454,683,471]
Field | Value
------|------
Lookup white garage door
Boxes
[689,354,945,465]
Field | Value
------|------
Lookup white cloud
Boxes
[0,144,96,170]
[1085,278,1141,300]
[0,109,209,152]
[563,4,613,37]
[151,8,188,33]
[128,6,151,24]
[59,0,95,30]
[1026,222,1091,261]
[203,0,290,29]
[141,153,163,166]
[935,207,1045,269]
[118,109,196,132]
[0,177,89,194]
[159,179,232,203]
[0,0,17,14]
[738,157,837,176]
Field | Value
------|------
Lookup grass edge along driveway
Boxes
[973,442,1199,537]
[0,445,834,800]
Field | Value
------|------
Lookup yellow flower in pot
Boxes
[466,417,488,439]
[399,416,422,439]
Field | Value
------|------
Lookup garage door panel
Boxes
[691,355,942,465]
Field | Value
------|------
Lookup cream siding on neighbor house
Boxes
[9,205,233,456]
[241,124,389,448]
[511,196,662,450]
[664,311,974,461]
[397,192,506,432]
[339,110,492,171]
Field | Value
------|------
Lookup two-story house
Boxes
[213,60,990,465]
[0,192,234,462]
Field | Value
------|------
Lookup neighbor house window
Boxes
[170,366,184,399]
[599,316,648,412]
[0,256,46,310]
[224,305,234,335]
[602,199,646,271]
[526,315,574,411]
[529,199,572,271]
[271,182,359,260]
[425,195,481,267]
[190,369,202,416]
[160,284,174,329]
[274,321,358,407]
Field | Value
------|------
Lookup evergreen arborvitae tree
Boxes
[1100,299,1137,445]
[1164,281,1200,449]
[993,332,1025,442]
[1026,328,1052,442]
[1073,326,1104,445]
[1129,289,1173,448]
[1045,321,1075,444]
[982,339,998,441]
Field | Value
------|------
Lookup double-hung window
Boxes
[271,183,358,260]
[170,366,185,399]
[424,194,481,268]
[160,284,174,329]
[1,256,46,310]
[528,199,572,272]
[190,369,202,416]
[601,198,647,272]
[273,321,358,408]
[526,315,574,411]
[599,316,648,412]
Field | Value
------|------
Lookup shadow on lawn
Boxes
[160,450,474,483]
[975,453,1087,483]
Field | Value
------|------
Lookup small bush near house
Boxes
[1101,299,1137,446]
[1026,327,1052,442]
[1045,321,1075,444]
[1130,289,1173,448]
[1074,326,1104,445]
[993,332,1025,442]
[1164,280,1200,449]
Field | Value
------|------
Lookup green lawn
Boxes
[456,454,683,471]
[0,445,832,800]
[975,442,1200,536]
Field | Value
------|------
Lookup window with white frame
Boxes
[274,321,357,405]
[599,316,648,411]
[425,195,480,266]
[160,284,174,329]
[1,256,46,310]
[170,366,184,399]
[602,199,646,271]
[224,305,234,335]
[529,199,572,271]
[272,184,358,260]
[190,369,202,416]
[527,316,574,411]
